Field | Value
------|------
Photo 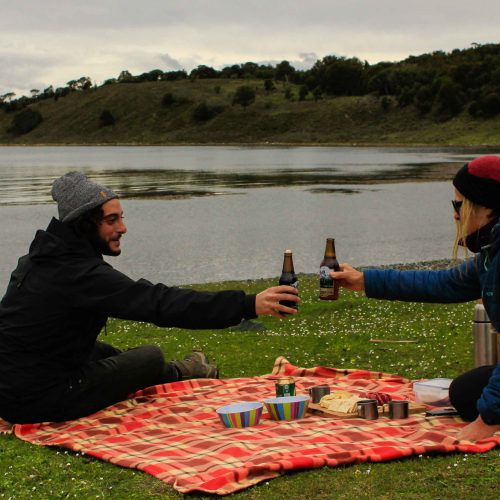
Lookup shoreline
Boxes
[1,142,500,148]
[195,259,460,287]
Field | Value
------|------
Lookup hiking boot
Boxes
[173,350,219,380]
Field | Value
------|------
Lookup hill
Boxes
[1,78,500,146]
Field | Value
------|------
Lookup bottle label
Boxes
[319,266,334,288]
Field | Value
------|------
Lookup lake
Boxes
[0,145,497,287]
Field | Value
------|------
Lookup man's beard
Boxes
[89,233,121,256]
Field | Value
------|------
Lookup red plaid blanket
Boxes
[1,357,499,495]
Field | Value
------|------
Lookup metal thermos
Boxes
[473,304,498,367]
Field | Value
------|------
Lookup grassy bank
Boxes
[0,273,498,499]
[1,79,500,146]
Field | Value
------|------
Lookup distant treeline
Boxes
[2,42,500,122]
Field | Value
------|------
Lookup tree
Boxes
[310,56,366,96]
[232,85,256,108]
[162,70,188,81]
[42,86,54,99]
[76,76,92,90]
[1,92,16,103]
[137,69,164,82]
[275,60,296,82]
[30,89,40,98]
[414,84,434,115]
[434,77,464,119]
[118,70,134,83]
[189,65,219,79]
[8,108,43,135]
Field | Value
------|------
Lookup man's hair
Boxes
[68,205,104,240]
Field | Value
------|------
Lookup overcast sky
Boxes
[2,0,500,97]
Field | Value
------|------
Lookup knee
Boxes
[139,345,165,368]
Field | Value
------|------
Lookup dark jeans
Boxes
[449,364,496,421]
[3,342,180,424]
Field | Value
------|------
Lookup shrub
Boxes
[161,93,175,107]
[380,96,392,111]
[264,79,275,93]
[8,108,43,135]
[99,110,116,127]
[468,100,482,118]
[232,85,256,108]
[414,85,434,115]
[480,92,500,117]
[192,102,224,122]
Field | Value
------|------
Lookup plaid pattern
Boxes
[1,357,499,495]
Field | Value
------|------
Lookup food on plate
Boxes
[361,391,392,405]
[319,391,364,414]
[319,391,352,405]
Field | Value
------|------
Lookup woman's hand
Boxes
[456,414,500,441]
[330,262,365,292]
[255,286,300,319]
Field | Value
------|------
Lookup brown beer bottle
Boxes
[278,250,298,311]
[319,238,340,300]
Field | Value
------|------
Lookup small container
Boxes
[308,385,330,403]
[216,402,264,428]
[264,395,310,421]
[388,400,409,419]
[275,376,296,397]
[357,399,378,420]
[413,378,452,407]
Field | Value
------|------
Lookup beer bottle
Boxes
[319,238,340,300]
[278,249,298,311]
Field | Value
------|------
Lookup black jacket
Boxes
[0,218,256,404]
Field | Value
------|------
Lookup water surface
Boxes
[0,146,496,287]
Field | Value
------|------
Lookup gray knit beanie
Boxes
[51,172,118,222]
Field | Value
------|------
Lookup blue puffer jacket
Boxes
[364,221,500,425]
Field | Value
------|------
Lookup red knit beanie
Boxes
[453,155,500,212]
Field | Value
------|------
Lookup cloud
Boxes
[2,1,500,96]
[159,53,184,71]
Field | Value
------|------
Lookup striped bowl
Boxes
[264,395,310,421]
[216,402,264,428]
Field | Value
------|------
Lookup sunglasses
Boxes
[451,200,463,215]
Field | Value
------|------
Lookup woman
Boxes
[331,155,500,441]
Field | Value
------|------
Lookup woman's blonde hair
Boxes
[452,197,497,260]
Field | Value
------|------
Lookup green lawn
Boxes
[0,274,498,499]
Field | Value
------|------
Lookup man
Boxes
[0,172,299,424]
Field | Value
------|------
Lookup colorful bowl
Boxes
[216,402,264,428]
[264,395,310,421]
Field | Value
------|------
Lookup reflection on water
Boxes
[1,145,497,205]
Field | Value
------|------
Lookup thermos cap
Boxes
[474,304,490,322]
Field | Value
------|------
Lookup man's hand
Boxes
[330,262,365,292]
[456,414,500,441]
[255,286,300,319]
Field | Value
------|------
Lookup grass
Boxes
[1,79,500,146]
[0,273,499,499]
